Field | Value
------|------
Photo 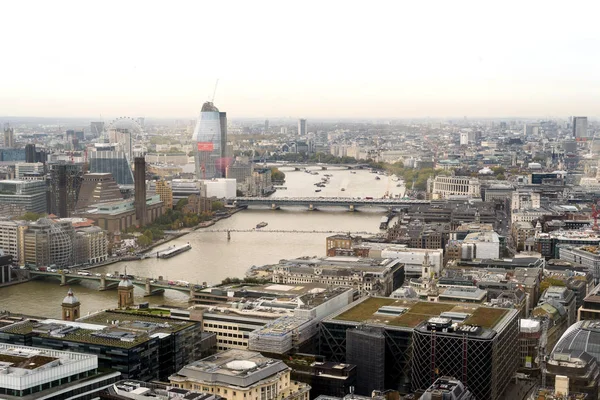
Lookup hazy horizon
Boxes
[3,1,600,119]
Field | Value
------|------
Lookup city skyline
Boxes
[3,1,600,119]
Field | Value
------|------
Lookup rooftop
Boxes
[330,297,508,329]
[0,311,197,349]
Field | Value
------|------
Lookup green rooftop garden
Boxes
[463,308,507,329]
[334,297,396,322]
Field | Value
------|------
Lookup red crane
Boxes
[592,203,600,231]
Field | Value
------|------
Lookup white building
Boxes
[463,231,500,259]
[15,163,44,179]
[0,220,24,262]
[203,179,236,199]
[0,343,103,398]
[430,176,481,199]
[511,190,541,210]
[379,246,443,277]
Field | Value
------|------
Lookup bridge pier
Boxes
[60,274,67,286]
[349,204,355,212]
[99,275,106,291]
[309,204,314,211]
[144,279,165,297]
[271,203,280,210]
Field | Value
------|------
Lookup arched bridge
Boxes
[227,197,429,210]
[29,271,201,297]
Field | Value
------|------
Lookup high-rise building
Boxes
[3,124,14,148]
[573,116,589,139]
[298,118,307,136]
[0,220,25,261]
[90,121,105,137]
[76,173,123,210]
[48,163,84,217]
[134,157,147,226]
[155,179,173,211]
[89,149,134,185]
[264,119,269,132]
[0,180,47,214]
[25,144,36,163]
[193,102,230,179]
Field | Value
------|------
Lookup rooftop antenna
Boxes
[211,79,219,103]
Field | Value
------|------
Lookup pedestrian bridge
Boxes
[227,197,429,210]
[28,271,201,297]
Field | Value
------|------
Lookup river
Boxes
[0,167,404,318]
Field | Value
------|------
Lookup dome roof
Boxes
[552,320,600,361]
[119,276,133,288]
[62,288,79,305]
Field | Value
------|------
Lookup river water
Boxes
[0,167,404,318]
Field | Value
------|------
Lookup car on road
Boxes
[78,271,91,276]
[106,273,114,278]
[95,273,101,277]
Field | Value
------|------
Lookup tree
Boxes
[137,234,152,247]
[496,173,506,180]
[211,201,224,212]
[270,167,286,182]
[143,230,153,241]
[175,198,188,211]
[15,212,45,221]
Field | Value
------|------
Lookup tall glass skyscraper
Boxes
[192,102,230,179]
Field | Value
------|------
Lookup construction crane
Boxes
[211,79,219,103]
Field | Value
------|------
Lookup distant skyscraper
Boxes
[192,102,230,179]
[136,117,145,129]
[573,116,589,139]
[134,157,147,226]
[3,124,14,148]
[48,163,84,217]
[298,119,307,136]
[90,121,105,137]
[264,119,269,133]
[88,149,134,185]
[25,144,36,163]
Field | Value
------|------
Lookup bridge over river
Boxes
[227,197,429,210]
[28,271,199,297]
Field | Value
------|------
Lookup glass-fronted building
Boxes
[89,151,134,185]
[0,180,47,213]
[193,102,230,179]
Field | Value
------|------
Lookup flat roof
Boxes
[330,297,509,330]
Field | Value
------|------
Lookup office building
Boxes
[271,256,404,296]
[89,150,134,185]
[75,173,123,210]
[320,297,518,395]
[298,119,307,136]
[154,179,173,210]
[264,119,269,132]
[577,284,600,320]
[14,163,44,179]
[290,362,356,400]
[100,380,223,400]
[204,178,236,199]
[0,254,13,284]
[169,349,311,400]
[0,180,46,214]
[538,286,577,326]
[193,102,230,179]
[0,310,205,381]
[573,116,589,139]
[24,144,36,163]
[559,245,600,283]
[548,320,600,398]
[20,218,75,268]
[134,157,147,226]
[411,311,519,400]
[73,226,108,265]
[0,343,120,400]
[48,163,84,217]
[428,176,481,199]
[3,124,14,148]
[0,220,25,262]
[346,327,385,394]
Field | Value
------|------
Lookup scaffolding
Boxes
[346,326,385,395]
[248,316,317,354]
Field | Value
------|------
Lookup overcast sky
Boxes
[2,1,600,119]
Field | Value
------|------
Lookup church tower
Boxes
[118,272,134,308]
[61,288,80,321]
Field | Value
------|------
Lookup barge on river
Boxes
[158,243,192,259]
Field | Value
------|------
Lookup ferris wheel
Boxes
[106,117,145,160]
